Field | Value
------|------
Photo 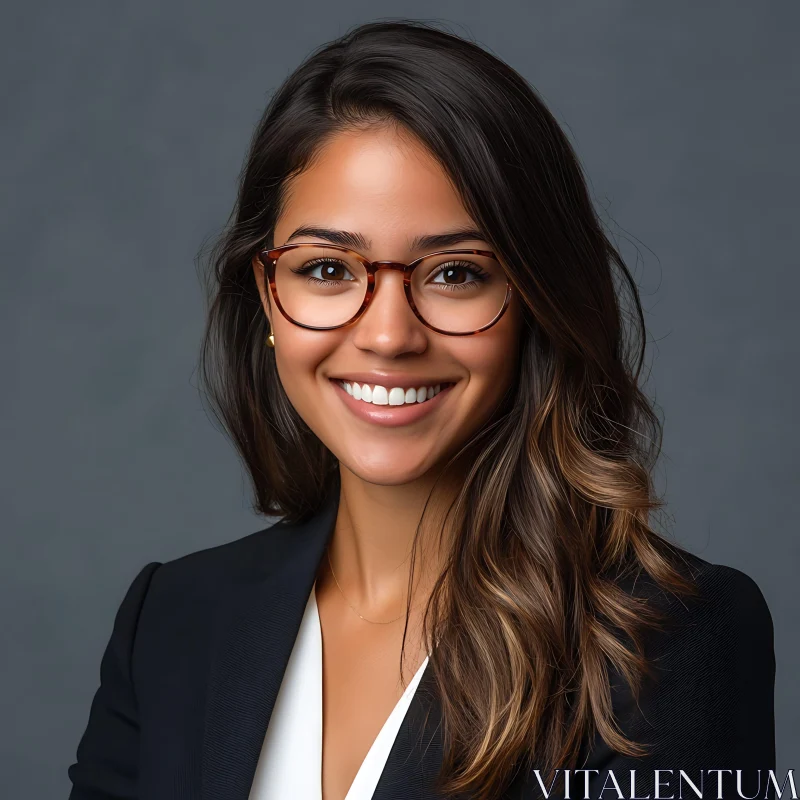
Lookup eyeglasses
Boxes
[256,243,513,336]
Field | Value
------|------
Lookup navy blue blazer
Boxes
[67,485,776,799]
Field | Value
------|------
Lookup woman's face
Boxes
[252,125,523,486]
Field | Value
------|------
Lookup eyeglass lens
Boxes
[272,245,507,333]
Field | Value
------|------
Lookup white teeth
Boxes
[337,380,448,407]
[388,387,405,406]
[371,385,388,405]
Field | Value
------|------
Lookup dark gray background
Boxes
[3,2,797,796]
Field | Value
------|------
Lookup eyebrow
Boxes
[283,225,490,252]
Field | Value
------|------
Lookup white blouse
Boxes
[248,581,430,800]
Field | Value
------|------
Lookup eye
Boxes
[429,260,490,288]
[291,258,357,283]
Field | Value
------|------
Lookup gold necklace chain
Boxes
[325,546,405,624]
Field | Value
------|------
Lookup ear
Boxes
[251,254,273,325]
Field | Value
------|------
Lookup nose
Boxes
[349,266,428,357]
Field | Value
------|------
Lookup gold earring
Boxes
[266,331,275,348]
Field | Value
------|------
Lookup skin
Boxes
[252,123,522,800]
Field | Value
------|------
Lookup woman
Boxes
[67,20,776,800]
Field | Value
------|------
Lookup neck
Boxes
[324,460,463,617]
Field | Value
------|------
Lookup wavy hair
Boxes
[197,19,698,800]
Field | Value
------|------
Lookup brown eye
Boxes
[430,261,490,286]
[292,258,357,282]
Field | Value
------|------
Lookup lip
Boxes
[329,378,456,428]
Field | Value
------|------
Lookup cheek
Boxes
[452,317,521,399]
[272,328,342,430]
[465,340,515,381]
[274,335,326,391]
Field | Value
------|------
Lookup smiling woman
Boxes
[67,19,775,800]
[249,124,522,486]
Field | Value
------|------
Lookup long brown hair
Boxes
[197,19,699,800]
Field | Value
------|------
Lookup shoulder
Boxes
[114,517,309,678]
[606,553,776,768]
[569,557,776,800]
[138,516,297,608]
[636,555,775,674]
[118,488,338,657]
[690,556,773,629]
[140,484,339,604]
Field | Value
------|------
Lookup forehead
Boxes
[274,127,475,246]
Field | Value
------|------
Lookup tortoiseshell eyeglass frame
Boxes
[255,243,514,336]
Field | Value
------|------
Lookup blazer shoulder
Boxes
[602,552,775,716]
[589,556,778,777]
[621,550,774,647]
[144,516,292,597]
[634,556,774,726]
[666,558,775,652]
[694,559,772,613]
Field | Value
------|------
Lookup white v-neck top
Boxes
[248,581,430,800]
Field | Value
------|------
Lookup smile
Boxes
[336,380,453,406]
[329,379,457,427]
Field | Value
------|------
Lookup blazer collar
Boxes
[199,477,448,800]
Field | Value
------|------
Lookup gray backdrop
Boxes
[2,2,797,796]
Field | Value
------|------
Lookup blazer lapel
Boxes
[199,473,453,800]
[200,482,339,800]
[371,661,449,800]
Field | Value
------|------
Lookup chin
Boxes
[341,451,440,487]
